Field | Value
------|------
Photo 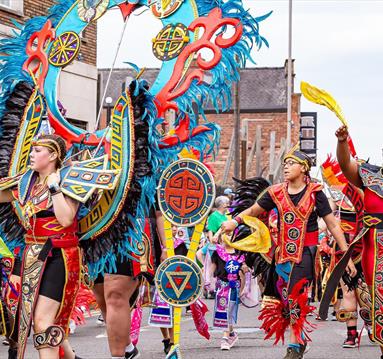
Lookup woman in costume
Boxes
[335,125,383,357]
[0,134,82,359]
[210,232,246,351]
[222,149,356,359]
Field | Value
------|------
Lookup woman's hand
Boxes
[221,220,237,233]
[346,258,357,277]
[160,248,167,262]
[335,125,349,142]
[47,170,60,187]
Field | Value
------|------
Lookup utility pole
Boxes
[286,0,293,150]
[233,79,241,181]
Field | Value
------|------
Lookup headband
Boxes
[31,139,62,161]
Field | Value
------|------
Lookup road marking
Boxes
[209,327,262,334]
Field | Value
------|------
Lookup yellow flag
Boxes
[300,81,348,127]
[0,236,13,259]
[223,215,271,253]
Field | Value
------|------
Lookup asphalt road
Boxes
[1,299,380,359]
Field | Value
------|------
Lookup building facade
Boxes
[99,64,304,184]
[0,0,98,130]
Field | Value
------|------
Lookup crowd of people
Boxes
[0,127,382,359]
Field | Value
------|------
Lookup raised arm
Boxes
[322,212,357,277]
[221,202,266,233]
[335,126,362,188]
[48,171,78,227]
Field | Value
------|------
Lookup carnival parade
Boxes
[0,0,381,358]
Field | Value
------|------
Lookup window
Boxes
[0,0,23,14]
[301,116,315,127]
[0,0,11,7]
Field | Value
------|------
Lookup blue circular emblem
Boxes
[225,259,241,275]
[158,159,215,227]
[155,255,202,306]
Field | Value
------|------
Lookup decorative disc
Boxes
[158,159,215,227]
[155,255,202,306]
[78,0,109,23]
[48,32,81,67]
[152,23,189,61]
[149,0,184,19]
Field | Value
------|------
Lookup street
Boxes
[1,298,379,359]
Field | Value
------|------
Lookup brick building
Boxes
[99,64,302,184]
[0,0,98,129]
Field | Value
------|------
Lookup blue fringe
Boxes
[87,80,173,278]
[0,0,76,125]
[170,0,271,158]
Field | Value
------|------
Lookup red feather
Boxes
[288,279,316,344]
[259,297,290,344]
[259,279,316,345]
[70,285,97,326]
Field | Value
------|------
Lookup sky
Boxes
[97,0,383,169]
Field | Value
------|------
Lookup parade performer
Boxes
[228,176,274,294]
[0,134,83,359]
[222,149,356,359]
[198,196,230,299]
[211,235,245,351]
[335,125,383,357]
[321,156,373,348]
[0,1,271,358]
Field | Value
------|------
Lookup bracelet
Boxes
[48,186,62,196]
[230,219,239,228]
[233,216,243,225]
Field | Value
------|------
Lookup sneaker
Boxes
[185,306,192,315]
[330,311,337,321]
[125,346,140,359]
[342,330,358,348]
[97,314,105,326]
[283,347,303,359]
[227,332,238,348]
[366,326,376,344]
[220,337,230,350]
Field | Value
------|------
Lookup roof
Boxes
[98,66,287,112]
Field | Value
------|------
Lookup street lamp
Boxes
[105,96,113,126]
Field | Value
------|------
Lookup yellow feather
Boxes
[300,81,348,127]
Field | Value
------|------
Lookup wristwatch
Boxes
[48,182,61,196]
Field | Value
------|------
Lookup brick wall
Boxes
[0,0,96,66]
[208,93,301,185]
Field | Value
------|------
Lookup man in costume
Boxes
[222,149,356,359]
[0,134,82,359]
[320,156,373,347]
[335,125,383,357]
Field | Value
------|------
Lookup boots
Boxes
[8,348,17,359]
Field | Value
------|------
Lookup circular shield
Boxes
[48,32,81,67]
[158,159,215,227]
[155,255,202,306]
[149,0,184,18]
[152,23,190,61]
